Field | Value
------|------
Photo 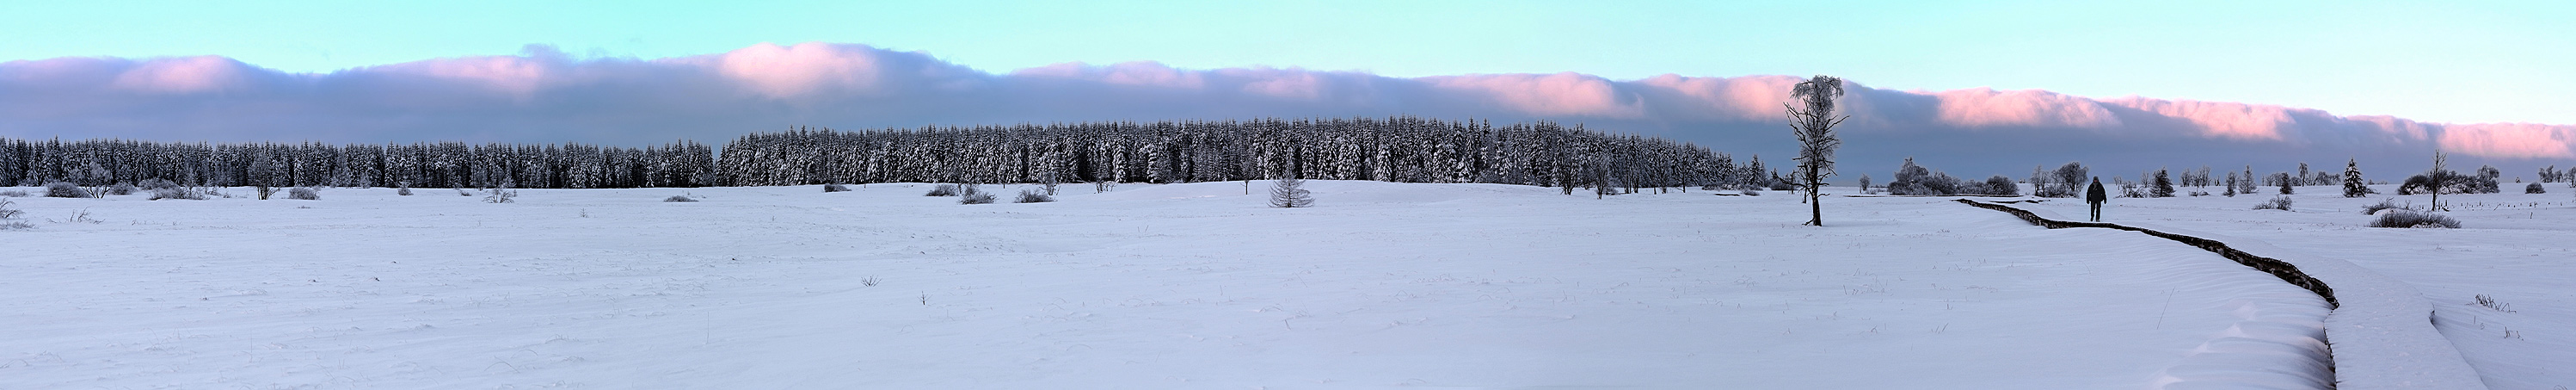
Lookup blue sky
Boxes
[6,0,2569,124]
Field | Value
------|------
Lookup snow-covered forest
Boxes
[0,117,1777,191]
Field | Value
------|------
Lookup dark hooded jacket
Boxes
[2085,178,2108,204]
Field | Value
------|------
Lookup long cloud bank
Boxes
[4,42,2569,179]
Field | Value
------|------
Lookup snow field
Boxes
[2022,184,2576,390]
[3,182,2331,388]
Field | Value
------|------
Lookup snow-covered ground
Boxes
[2021,184,2576,390]
[0,181,2388,388]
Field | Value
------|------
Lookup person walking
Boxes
[2084,176,2108,221]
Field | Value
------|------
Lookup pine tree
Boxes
[2151,169,2174,197]
[2342,158,2372,197]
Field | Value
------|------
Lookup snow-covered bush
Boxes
[2370,210,2460,228]
[2526,183,2545,194]
[925,184,960,196]
[44,182,85,198]
[106,183,138,195]
[0,199,28,230]
[484,187,517,203]
[255,186,275,200]
[149,187,206,201]
[456,188,473,196]
[2400,170,2498,195]
[663,195,698,202]
[286,187,320,201]
[138,178,180,190]
[2358,198,2414,214]
[823,183,851,192]
[0,190,28,197]
[1015,189,1054,203]
[2252,195,2294,211]
[960,189,997,205]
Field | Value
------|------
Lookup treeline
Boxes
[0,139,717,189]
[4,116,1773,190]
[719,117,1759,189]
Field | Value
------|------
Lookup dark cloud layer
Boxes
[4,42,2569,181]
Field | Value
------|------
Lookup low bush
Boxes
[138,178,180,189]
[960,185,996,204]
[925,184,960,196]
[0,199,26,230]
[1016,189,1054,203]
[2369,210,2460,228]
[483,188,517,203]
[663,195,698,202]
[823,183,851,192]
[287,187,320,201]
[2252,195,2294,211]
[0,190,27,197]
[149,187,206,201]
[107,183,138,195]
[2358,198,2413,214]
[44,182,85,198]
[2527,183,2546,194]
[255,186,275,200]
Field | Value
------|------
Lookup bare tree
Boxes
[2430,149,2448,211]
[1786,75,1848,226]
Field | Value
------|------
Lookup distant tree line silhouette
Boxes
[2,116,1776,191]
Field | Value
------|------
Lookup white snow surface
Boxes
[2021,185,2576,390]
[3,182,2345,389]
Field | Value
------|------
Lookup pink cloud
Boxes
[2102,97,2297,140]
[1634,74,1802,121]
[1931,88,2120,129]
[1422,72,1643,118]
[2439,123,2575,158]
[108,56,255,95]
[693,42,885,100]
[370,55,556,99]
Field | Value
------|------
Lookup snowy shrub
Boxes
[397,187,413,195]
[456,188,473,196]
[44,182,86,198]
[955,184,995,204]
[2369,210,2460,228]
[0,199,27,230]
[106,183,138,195]
[286,187,320,201]
[823,183,851,192]
[0,190,27,197]
[1015,189,1054,203]
[663,195,698,202]
[1741,189,1762,196]
[2252,195,2294,211]
[925,184,959,196]
[2358,198,2415,214]
[2400,170,2498,195]
[138,178,180,189]
[255,186,275,200]
[1269,177,1314,207]
[484,188,518,203]
[149,187,206,201]
[2526,183,2546,194]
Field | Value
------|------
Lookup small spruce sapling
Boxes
[1269,177,1313,208]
